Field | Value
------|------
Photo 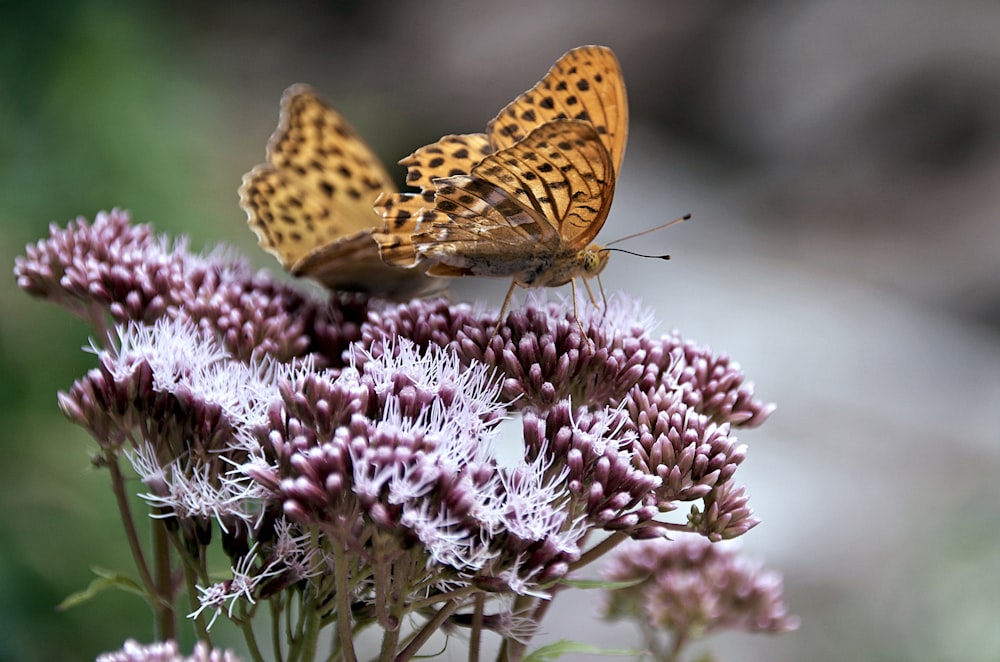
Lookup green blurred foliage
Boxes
[1,1,249,659]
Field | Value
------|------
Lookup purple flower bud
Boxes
[626,385,746,513]
[522,403,659,533]
[691,482,760,541]
[638,333,775,428]
[461,297,650,410]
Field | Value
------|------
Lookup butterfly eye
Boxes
[583,250,606,274]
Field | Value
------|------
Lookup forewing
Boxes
[407,119,614,277]
[486,45,628,175]
[471,119,614,249]
[400,133,493,190]
[240,85,441,298]
[240,85,396,267]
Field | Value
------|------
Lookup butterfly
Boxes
[239,84,443,300]
[372,45,633,328]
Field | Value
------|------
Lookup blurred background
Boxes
[3,0,999,659]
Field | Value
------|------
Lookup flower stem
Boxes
[333,545,358,662]
[395,599,461,662]
[151,518,175,640]
[268,597,285,662]
[377,616,401,662]
[180,561,210,643]
[665,630,688,662]
[573,530,629,570]
[237,610,267,662]
[105,451,160,612]
[468,593,484,662]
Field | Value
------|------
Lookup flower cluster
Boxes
[97,640,241,662]
[15,211,792,660]
[599,535,798,653]
[13,209,362,365]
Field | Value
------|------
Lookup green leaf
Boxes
[557,577,646,591]
[56,567,150,611]
[523,639,644,661]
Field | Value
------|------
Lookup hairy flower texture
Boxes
[637,332,775,429]
[17,209,785,651]
[243,340,642,612]
[242,342,510,608]
[131,442,260,550]
[59,317,308,550]
[191,546,282,628]
[62,318,286,453]
[521,403,661,533]
[599,535,798,641]
[97,640,243,662]
[447,601,539,644]
[12,209,366,364]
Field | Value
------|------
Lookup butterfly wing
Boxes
[239,84,441,299]
[486,45,628,175]
[371,190,441,267]
[411,119,614,277]
[372,133,493,267]
[400,133,494,190]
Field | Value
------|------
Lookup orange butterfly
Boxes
[373,45,634,328]
[240,84,442,300]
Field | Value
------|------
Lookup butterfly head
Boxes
[583,244,610,276]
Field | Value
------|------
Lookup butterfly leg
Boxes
[570,279,587,337]
[596,273,609,323]
[583,276,599,306]
[492,280,519,340]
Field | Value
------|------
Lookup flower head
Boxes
[637,333,776,428]
[600,535,798,642]
[97,640,242,662]
[463,294,651,410]
[13,209,354,364]
[17,210,785,658]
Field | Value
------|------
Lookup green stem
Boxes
[408,584,476,611]
[269,594,285,662]
[180,561,211,643]
[377,614,401,662]
[572,530,628,571]
[376,555,411,659]
[502,531,633,660]
[286,589,304,662]
[394,599,461,662]
[84,303,111,349]
[468,593,484,662]
[151,519,175,640]
[237,611,267,662]
[496,594,535,662]
[333,545,358,662]
[105,451,167,624]
[106,451,154,589]
[298,596,321,662]
[665,630,688,662]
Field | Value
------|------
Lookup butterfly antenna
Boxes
[602,248,672,260]
[604,213,691,248]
